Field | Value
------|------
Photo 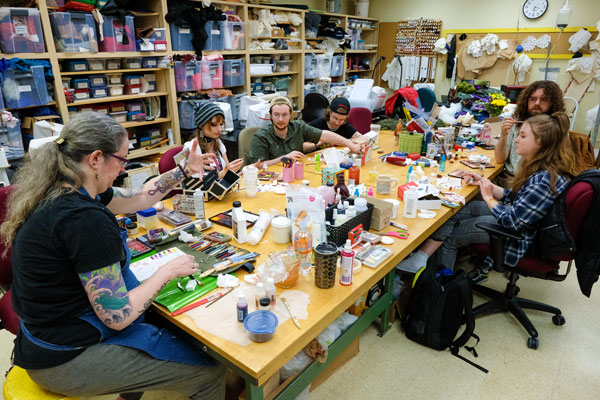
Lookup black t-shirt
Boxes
[309,118,357,139]
[11,188,125,369]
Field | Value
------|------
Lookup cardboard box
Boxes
[362,195,393,231]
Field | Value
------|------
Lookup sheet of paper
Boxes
[130,247,186,281]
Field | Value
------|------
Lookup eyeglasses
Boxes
[108,153,130,166]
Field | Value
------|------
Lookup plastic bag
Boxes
[280,351,311,380]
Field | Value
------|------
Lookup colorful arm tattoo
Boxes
[79,263,133,327]
[148,166,186,196]
[112,187,143,199]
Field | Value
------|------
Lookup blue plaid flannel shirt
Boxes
[483,171,569,270]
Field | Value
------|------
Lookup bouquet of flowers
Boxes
[484,92,509,117]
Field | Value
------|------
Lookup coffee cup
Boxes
[376,175,398,195]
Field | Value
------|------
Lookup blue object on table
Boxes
[244,310,278,343]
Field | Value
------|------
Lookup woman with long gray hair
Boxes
[0,112,225,399]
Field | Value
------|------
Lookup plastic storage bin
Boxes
[222,21,244,50]
[274,76,291,91]
[73,88,90,100]
[93,104,109,115]
[126,102,143,112]
[2,66,49,109]
[0,8,45,53]
[202,21,223,51]
[223,59,244,88]
[153,40,167,52]
[169,23,193,51]
[88,59,106,71]
[49,11,97,53]
[66,60,88,72]
[91,86,108,98]
[72,78,89,89]
[107,73,122,85]
[106,59,121,70]
[331,55,344,77]
[149,28,165,41]
[99,15,135,52]
[123,58,142,69]
[89,75,107,87]
[109,101,125,112]
[174,61,197,92]
[61,77,71,89]
[178,99,196,130]
[200,60,223,89]
[304,54,319,79]
[123,75,141,85]
[108,84,123,96]
[274,60,292,73]
[0,119,24,160]
[124,84,141,95]
[110,110,127,122]
[142,57,158,68]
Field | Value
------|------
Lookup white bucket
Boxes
[356,0,369,17]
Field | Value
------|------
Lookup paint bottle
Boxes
[231,201,247,244]
[259,297,271,311]
[255,282,266,310]
[406,165,413,183]
[440,154,446,172]
[315,153,321,172]
[237,293,248,322]
[265,278,277,309]
[340,239,354,286]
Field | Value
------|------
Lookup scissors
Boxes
[385,230,409,240]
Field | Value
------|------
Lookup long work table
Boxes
[147,130,503,400]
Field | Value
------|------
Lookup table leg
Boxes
[245,379,264,400]
[377,269,395,337]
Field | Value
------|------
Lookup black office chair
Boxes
[301,93,329,123]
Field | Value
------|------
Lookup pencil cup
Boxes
[283,166,293,183]
[293,162,304,180]
[314,242,339,289]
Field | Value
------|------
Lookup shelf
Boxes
[0,52,50,59]
[346,50,378,53]
[314,11,379,22]
[6,101,57,111]
[69,92,168,106]
[121,117,171,129]
[309,49,344,54]
[305,37,330,41]
[174,50,246,56]
[347,69,373,73]
[132,11,160,17]
[251,50,303,54]
[129,145,177,159]
[60,68,164,76]
[56,52,168,59]
[348,27,377,31]
[250,71,299,78]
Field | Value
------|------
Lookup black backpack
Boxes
[401,264,488,373]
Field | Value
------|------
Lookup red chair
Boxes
[471,181,593,349]
[158,146,184,198]
[0,185,18,335]
[347,107,372,134]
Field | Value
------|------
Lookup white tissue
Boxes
[217,274,240,287]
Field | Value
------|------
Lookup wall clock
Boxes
[522,0,548,19]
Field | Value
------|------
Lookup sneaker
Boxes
[469,267,489,284]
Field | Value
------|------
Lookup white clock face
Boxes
[523,0,548,19]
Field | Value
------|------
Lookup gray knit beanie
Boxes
[194,101,224,129]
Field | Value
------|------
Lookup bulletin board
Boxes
[445,26,598,85]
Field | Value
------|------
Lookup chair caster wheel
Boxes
[552,315,566,326]
[527,337,539,349]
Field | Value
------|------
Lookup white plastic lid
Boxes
[238,293,246,301]
[271,216,291,229]
[345,239,352,251]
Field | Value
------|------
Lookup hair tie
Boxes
[55,137,65,145]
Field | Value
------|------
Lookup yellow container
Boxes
[398,131,423,154]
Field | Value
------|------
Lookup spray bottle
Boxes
[340,239,354,286]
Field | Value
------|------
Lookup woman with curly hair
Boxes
[397,112,578,283]
[494,80,565,186]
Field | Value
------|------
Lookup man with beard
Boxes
[494,80,565,186]
[249,96,362,166]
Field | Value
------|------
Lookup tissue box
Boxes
[321,168,335,185]
[362,196,393,231]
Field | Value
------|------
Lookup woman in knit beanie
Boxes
[183,101,243,179]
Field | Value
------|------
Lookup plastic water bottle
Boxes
[294,219,313,275]
[403,187,418,219]
[193,189,204,219]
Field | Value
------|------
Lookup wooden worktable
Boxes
[150,130,503,399]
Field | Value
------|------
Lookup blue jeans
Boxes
[429,200,496,270]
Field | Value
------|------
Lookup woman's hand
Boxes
[162,254,199,281]
[477,178,494,201]
[228,158,244,173]
[463,172,482,185]
[187,139,217,175]
[501,117,516,136]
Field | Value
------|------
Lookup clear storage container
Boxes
[72,78,89,90]
[331,55,344,77]
[0,119,24,160]
[2,65,49,109]
[89,75,107,87]
[222,21,244,50]
[99,15,135,52]
[91,86,108,98]
[223,59,244,88]
[142,57,158,68]
[109,110,127,122]
[49,11,97,53]
[274,60,292,73]
[169,23,193,51]
[88,59,106,71]
[0,8,45,54]
[202,21,223,51]
[304,54,319,79]
[174,61,197,92]
[200,60,223,90]
[65,60,88,72]
[106,59,121,70]
[122,58,142,69]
